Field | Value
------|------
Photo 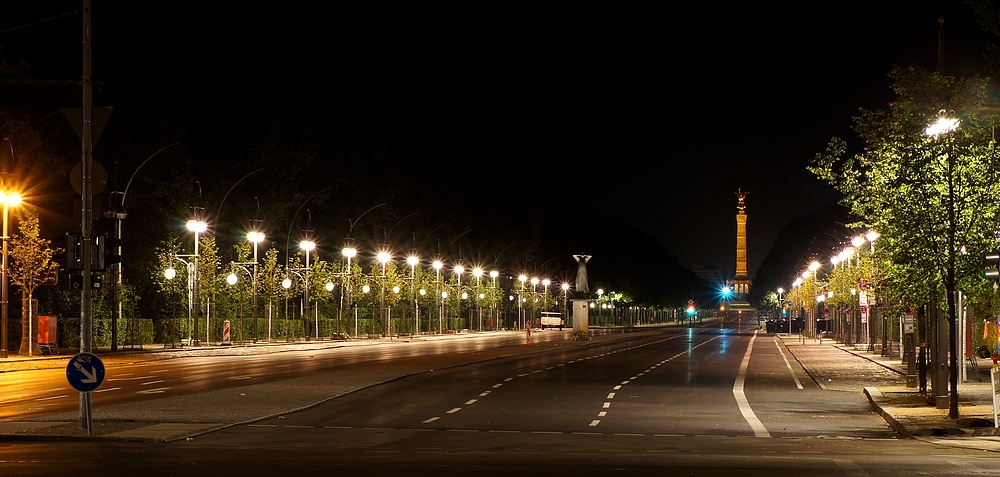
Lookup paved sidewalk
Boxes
[779,334,1000,452]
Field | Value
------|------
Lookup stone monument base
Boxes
[572,299,589,334]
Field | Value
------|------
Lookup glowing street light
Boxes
[0,191,21,358]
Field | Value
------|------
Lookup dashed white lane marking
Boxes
[504,377,513,382]
[598,412,607,417]
[775,339,804,390]
[734,330,770,438]
[607,392,616,399]
[602,402,611,409]
[423,417,440,423]
[33,394,69,401]
[589,420,601,427]
[228,375,253,381]
[135,388,168,394]
[140,380,165,386]
[621,380,630,385]
[248,424,278,428]
[492,384,503,388]
[518,373,529,377]
[613,385,621,390]
[465,399,477,405]
[446,408,461,414]
[479,391,490,396]
[93,387,121,393]
[833,458,871,477]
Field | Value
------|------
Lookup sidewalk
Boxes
[779,334,1000,452]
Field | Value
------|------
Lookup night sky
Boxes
[1,1,994,280]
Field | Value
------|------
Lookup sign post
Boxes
[66,352,105,435]
[992,366,999,428]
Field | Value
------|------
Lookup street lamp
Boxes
[342,243,357,337]
[0,191,20,358]
[247,230,265,342]
[300,239,316,340]
[186,218,207,345]
[407,254,419,335]
[433,260,443,333]
[453,264,465,331]
[518,274,528,329]
[377,250,391,337]
[489,270,499,330]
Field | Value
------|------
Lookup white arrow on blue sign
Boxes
[66,352,106,392]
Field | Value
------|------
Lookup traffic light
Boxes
[985,251,1000,282]
[94,234,122,271]
[65,232,83,272]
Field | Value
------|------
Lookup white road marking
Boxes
[833,459,870,477]
[602,402,611,409]
[504,377,513,382]
[248,424,278,428]
[34,395,69,401]
[589,420,601,427]
[228,376,253,381]
[621,380,630,385]
[607,393,616,399]
[423,417,440,423]
[598,412,607,417]
[734,330,770,438]
[94,387,121,393]
[518,373,529,377]
[446,408,461,414]
[465,399,477,405]
[136,388,168,394]
[775,339,804,389]
[492,384,503,388]
[140,380,165,386]
[479,391,490,396]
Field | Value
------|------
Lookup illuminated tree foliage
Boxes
[9,208,60,302]
[810,67,1000,418]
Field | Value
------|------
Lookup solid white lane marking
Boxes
[734,330,770,438]
[465,399,477,405]
[607,393,616,399]
[422,417,440,423]
[589,420,601,427]
[774,339,804,389]
[446,408,461,414]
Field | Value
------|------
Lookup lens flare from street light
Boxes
[363,285,371,293]
[282,278,292,288]
[0,192,22,206]
[164,268,177,280]
[407,255,419,266]
[227,273,238,285]
[186,220,207,233]
[342,247,357,258]
[489,270,499,278]
[473,267,483,277]
[518,275,527,283]
[377,251,391,264]
[433,260,443,270]
[247,231,265,243]
[300,240,316,251]
[925,116,959,137]
[393,286,401,294]
[454,265,464,275]
[325,282,334,292]
[808,261,820,272]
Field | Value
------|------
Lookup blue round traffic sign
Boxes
[66,352,106,392]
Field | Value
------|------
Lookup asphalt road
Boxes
[1,323,998,476]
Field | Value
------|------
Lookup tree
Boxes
[810,67,1000,418]
[9,208,60,354]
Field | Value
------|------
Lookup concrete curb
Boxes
[864,386,912,438]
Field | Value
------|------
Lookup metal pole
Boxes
[1,203,8,358]
[78,0,95,435]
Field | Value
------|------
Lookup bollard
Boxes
[222,320,232,346]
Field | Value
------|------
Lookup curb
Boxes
[864,386,912,438]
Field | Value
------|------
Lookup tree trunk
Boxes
[18,296,40,356]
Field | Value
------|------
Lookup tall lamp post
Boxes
[342,243,357,337]
[186,218,207,345]
[300,239,316,340]
[1,191,21,358]
[247,230,265,342]
[407,254,419,335]
[433,260,443,333]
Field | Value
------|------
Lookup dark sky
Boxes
[1,1,994,278]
